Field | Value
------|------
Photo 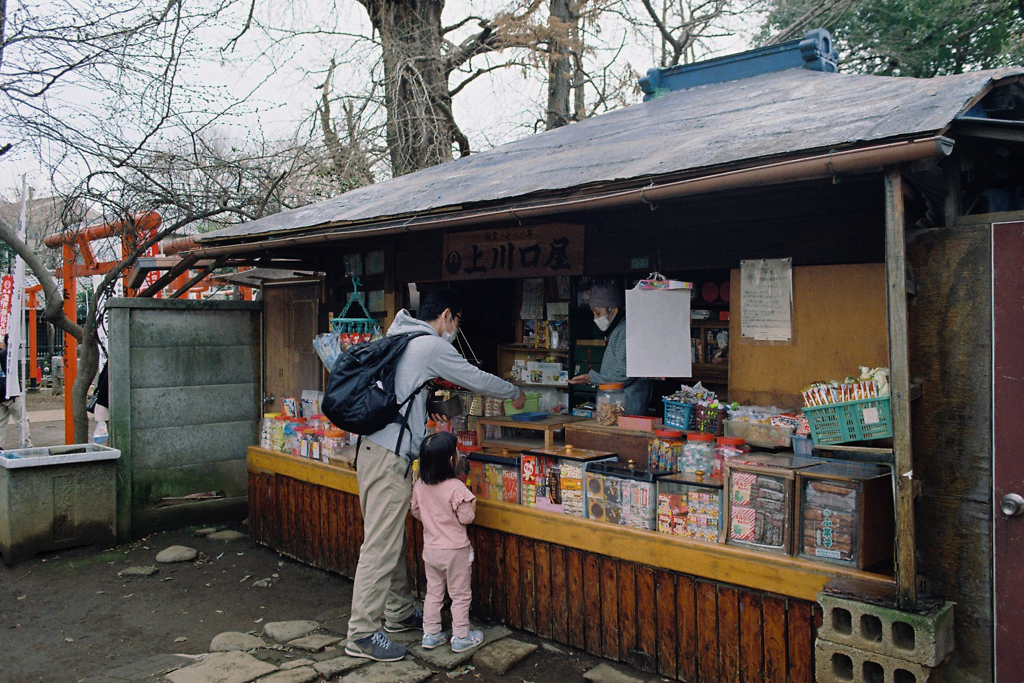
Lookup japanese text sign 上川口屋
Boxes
[442,224,584,280]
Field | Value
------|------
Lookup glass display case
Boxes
[723,453,822,555]
[796,461,894,569]
[466,448,522,504]
[520,446,616,517]
[585,461,672,530]
[657,472,725,541]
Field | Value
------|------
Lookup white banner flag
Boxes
[6,177,27,400]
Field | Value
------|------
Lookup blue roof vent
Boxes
[639,29,839,100]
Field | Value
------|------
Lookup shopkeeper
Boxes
[568,284,655,416]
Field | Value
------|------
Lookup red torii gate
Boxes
[43,212,162,444]
[42,213,253,443]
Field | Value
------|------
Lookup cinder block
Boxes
[817,592,954,667]
[815,639,942,683]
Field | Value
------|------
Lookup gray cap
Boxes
[589,284,624,308]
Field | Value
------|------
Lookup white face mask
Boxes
[441,315,457,343]
[594,315,611,332]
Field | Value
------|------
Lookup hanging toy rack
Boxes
[329,276,381,338]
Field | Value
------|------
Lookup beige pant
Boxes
[424,546,473,638]
[0,397,31,449]
[346,439,416,642]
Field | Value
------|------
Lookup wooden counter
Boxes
[247,446,895,681]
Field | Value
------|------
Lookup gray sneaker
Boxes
[384,608,423,633]
[451,629,484,653]
[421,630,449,650]
[344,631,407,661]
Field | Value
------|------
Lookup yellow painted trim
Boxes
[248,446,359,495]
[248,445,893,602]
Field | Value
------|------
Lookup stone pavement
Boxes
[79,608,664,683]
[61,532,668,683]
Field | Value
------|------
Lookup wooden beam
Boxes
[170,255,228,299]
[138,254,199,298]
[884,166,918,610]
[942,156,961,228]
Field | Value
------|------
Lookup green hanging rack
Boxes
[330,276,381,337]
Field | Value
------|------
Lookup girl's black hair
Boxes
[419,432,458,485]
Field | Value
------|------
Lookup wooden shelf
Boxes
[497,344,569,355]
[513,381,569,388]
[476,414,586,449]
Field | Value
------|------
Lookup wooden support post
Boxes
[943,155,961,228]
[884,166,918,610]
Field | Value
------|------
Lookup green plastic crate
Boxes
[504,392,541,415]
[802,396,893,445]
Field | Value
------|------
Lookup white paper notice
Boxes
[625,286,691,378]
[520,278,544,320]
[862,407,880,425]
[740,258,793,341]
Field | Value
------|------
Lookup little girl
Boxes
[410,432,483,653]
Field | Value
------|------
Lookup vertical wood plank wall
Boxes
[250,471,819,682]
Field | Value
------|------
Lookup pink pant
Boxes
[423,546,473,638]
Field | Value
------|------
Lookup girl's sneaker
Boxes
[451,629,484,653]
[421,631,449,650]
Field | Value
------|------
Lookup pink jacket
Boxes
[410,478,476,550]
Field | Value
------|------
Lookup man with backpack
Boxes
[344,289,525,662]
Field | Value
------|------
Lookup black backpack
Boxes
[320,332,430,455]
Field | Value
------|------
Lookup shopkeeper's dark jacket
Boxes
[587,313,655,416]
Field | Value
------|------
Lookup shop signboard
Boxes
[443,223,584,280]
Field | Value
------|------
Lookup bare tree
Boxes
[628,0,745,66]
[0,0,299,442]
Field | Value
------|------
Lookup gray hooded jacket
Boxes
[366,309,520,459]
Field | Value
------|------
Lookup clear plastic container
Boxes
[714,436,750,478]
[648,428,685,471]
[323,428,347,465]
[682,432,715,475]
[260,412,280,449]
[596,383,626,426]
[283,418,305,456]
[310,430,325,461]
[272,415,289,452]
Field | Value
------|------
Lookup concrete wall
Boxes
[107,299,261,541]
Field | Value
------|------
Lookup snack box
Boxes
[723,453,823,555]
[586,462,674,531]
[657,472,725,542]
[796,461,893,569]
[521,446,616,517]
[466,448,521,505]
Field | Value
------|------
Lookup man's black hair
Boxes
[418,289,463,322]
[418,432,458,485]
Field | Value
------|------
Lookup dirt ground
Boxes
[0,523,634,683]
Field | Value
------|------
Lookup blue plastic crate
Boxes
[663,399,694,430]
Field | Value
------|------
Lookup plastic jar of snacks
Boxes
[284,418,305,456]
[260,413,280,449]
[323,429,346,464]
[272,415,289,452]
[648,428,685,471]
[682,432,715,475]
[596,383,626,426]
[714,436,749,478]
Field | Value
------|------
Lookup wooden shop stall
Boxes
[189,37,1024,683]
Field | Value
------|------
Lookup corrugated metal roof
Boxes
[199,67,1021,244]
